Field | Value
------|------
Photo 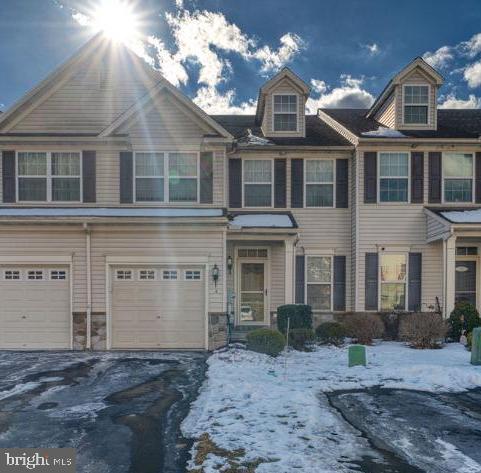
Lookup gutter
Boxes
[83,223,92,350]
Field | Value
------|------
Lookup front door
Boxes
[455,260,477,306]
[238,261,267,324]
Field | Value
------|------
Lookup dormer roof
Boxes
[366,57,444,119]
[255,67,310,124]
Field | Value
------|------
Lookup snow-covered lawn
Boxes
[182,342,481,472]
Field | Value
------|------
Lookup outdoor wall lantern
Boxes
[212,264,220,287]
[227,256,233,274]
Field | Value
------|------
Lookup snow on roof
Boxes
[0,208,225,218]
[237,129,274,146]
[361,126,406,138]
[441,209,481,223]
[230,214,294,228]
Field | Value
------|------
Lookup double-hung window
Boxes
[134,152,198,203]
[273,94,297,132]
[18,152,81,202]
[305,160,334,207]
[443,153,473,203]
[306,256,332,311]
[380,254,407,311]
[243,159,273,207]
[403,85,429,125]
[379,152,409,202]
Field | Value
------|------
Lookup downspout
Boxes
[83,223,92,350]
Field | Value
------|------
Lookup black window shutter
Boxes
[200,151,214,204]
[428,152,442,203]
[119,151,133,203]
[82,150,96,203]
[411,152,424,204]
[291,159,304,208]
[229,159,242,208]
[364,152,377,203]
[295,255,305,304]
[408,253,422,312]
[336,159,348,208]
[2,150,16,203]
[274,158,287,208]
[333,255,346,311]
[476,152,481,203]
[365,253,378,310]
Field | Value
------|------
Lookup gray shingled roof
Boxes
[210,115,352,146]
[322,109,481,139]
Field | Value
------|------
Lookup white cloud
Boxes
[439,93,481,109]
[252,33,305,72]
[310,79,327,94]
[423,46,453,69]
[193,86,257,114]
[306,74,375,111]
[459,33,481,58]
[362,43,380,55]
[464,60,481,88]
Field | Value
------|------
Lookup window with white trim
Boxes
[162,270,178,280]
[305,160,334,207]
[4,270,21,280]
[18,152,81,202]
[27,270,44,280]
[380,254,406,311]
[403,85,429,125]
[243,159,273,207]
[134,152,198,202]
[50,270,67,280]
[306,256,332,311]
[273,94,297,131]
[443,153,473,203]
[379,152,409,202]
[139,269,156,280]
[456,247,478,256]
[185,270,201,280]
[115,269,132,280]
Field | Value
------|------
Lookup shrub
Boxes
[277,305,313,335]
[341,313,385,345]
[448,302,481,341]
[316,322,347,346]
[399,312,447,349]
[467,332,473,352]
[246,328,286,357]
[288,328,315,351]
[379,312,401,340]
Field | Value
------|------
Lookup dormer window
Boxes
[403,85,429,125]
[273,94,297,132]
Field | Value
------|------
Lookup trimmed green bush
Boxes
[316,322,347,346]
[246,328,286,357]
[288,328,315,351]
[277,304,313,335]
[448,302,481,341]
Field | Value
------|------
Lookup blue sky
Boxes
[1,0,481,113]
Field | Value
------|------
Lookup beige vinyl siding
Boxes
[375,92,395,128]
[11,60,156,134]
[426,213,451,242]
[395,68,437,130]
[351,151,358,308]
[90,224,225,314]
[261,78,306,138]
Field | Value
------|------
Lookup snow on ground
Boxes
[182,342,481,472]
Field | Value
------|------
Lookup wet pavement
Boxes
[0,351,207,473]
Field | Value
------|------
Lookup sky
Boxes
[1,0,481,114]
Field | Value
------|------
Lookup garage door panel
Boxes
[0,266,70,349]
[111,265,205,349]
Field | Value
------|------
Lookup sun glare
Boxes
[91,0,140,43]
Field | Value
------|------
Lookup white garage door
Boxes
[0,266,71,349]
[111,265,206,349]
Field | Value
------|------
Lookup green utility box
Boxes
[349,344,366,367]
[471,327,481,365]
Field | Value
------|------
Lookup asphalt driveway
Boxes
[0,351,207,473]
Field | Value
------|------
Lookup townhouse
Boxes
[0,34,479,351]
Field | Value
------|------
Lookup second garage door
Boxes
[111,265,206,349]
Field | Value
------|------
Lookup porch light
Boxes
[227,256,233,274]
[212,264,220,287]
